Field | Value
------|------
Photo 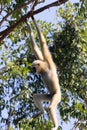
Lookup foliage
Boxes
[0,1,87,130]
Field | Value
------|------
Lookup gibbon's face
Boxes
[32,60,48,74]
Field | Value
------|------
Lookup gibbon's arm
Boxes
[31,16,55,69]
[26,21,44,60]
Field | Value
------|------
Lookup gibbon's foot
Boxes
[51,126,58,130]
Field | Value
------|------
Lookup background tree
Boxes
[0,0,87,130]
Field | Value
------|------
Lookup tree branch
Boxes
[0,0,35,26]
[0,0,68,44]
[0,0,45,26]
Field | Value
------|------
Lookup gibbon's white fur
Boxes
[28,16,61,130]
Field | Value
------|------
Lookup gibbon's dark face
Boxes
[32,66,37,73]
[32,60,42,73]
[32,60,48,74]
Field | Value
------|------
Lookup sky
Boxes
[35,0,79,22]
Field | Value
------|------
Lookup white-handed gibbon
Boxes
[27,16,61,130]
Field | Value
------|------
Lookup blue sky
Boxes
[35,0,79,22]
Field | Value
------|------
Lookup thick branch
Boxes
[0,0,68,44]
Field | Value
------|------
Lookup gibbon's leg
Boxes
[49,93,61,130]
[33,94,52,113]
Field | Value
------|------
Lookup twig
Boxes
[71,120,80,130]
